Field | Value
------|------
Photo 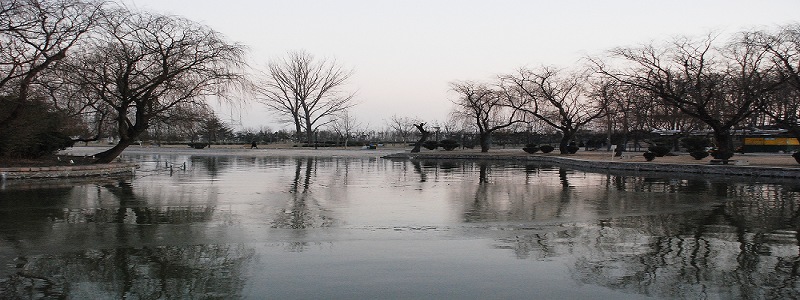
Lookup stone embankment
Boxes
[0,163,137,180]
[383,152,800,179]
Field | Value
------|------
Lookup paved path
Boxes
[385,148,800,178]
[493,149,799,168]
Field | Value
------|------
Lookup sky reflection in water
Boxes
[1,153,799,299]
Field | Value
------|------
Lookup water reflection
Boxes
[412,160,427,182]
[0,184,75,253]
[0,174,249,298]
[431,159,800,297]
[190,155,231,178]
[272,158,335,249]
[1,154,799,298]
[0,244,254,299]
[488,174,800,299]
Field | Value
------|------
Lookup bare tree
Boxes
[68,8,247,163]
[329,109,362,148]
[596,34,777,158]
[257,50,355,144]
[386,115,418,144]
[507,67,608,154]
[450,80,525,152]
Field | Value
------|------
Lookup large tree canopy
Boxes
[66,8,247,163]
[596,35,778,156]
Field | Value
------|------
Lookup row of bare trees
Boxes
[448,24,800,156]
[2,1,796,161]
[449,67,609,153]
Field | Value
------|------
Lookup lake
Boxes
[1,149,799,299]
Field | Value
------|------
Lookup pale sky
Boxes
[127,0,800,131]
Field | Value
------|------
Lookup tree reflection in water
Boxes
[190,155,231,178]
[412,160,427,182]
[2,156,799,298]
[464,162,491,222]
[270,157,336,252]
[0,178,254,299]
[0,244,254,299]
[479,169,800,299]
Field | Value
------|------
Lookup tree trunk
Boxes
[411,134,428,153]
[605,118,613,151]
[294,122,302,143]
[712,131,732,152]
[479,132,491,153]
[93,112,148,163]
[306,130,314,145]
[558,134,571,154]
[712,130,734,162]
[93,138,136,164]
[410,123,429,153]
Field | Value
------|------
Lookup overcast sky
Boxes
[127,0,800,131]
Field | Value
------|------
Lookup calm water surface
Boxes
[1,149,799,299]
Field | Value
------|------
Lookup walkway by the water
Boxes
[384,148,800,178]
[0,163,137,180]
[402,148,799,168]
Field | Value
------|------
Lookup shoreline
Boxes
[2,145,799,180]
[383,150,800,179]
[0,162,138,180]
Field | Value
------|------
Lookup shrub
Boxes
[539,145,554,153]
[422,140,439,150]
[0,131,74,159]
[440,139,460,151]
[710,149,734,160]
[690,151,709,160]
[0,97,76,159]
[522,144,539,154]
[301,143,336,148]
[188,143,207,149]
[648,145,671,157]
[567,145,579,154]
[643,152,656,161]
[24,131,74,158]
